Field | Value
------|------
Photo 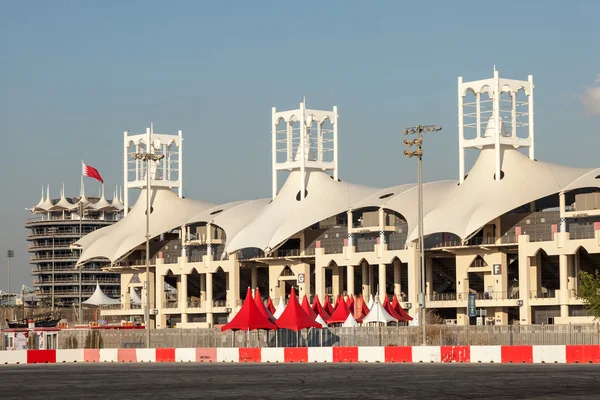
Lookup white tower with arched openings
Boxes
[271,100,338,199]
[458,68,534,184]
[123,124,183,215]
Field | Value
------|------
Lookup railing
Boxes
[100,304,142,311]
[529,289,556,299]
[55,324,600,349]
[163,301,179,309]
[304,247,316,256]
[324,245,344,254]
[568,230,596,240]
[430,292,459,302]
[28,230,97,238]
[26,214,121,224]
[188,299,202,308]
[34,278,120,285]
[355,242,375,253]
[30,255,80,261]
[428,235,518,249]
[430,291,521,302]
[275,249,300,257]
[213,300,227,308]
[163,257,179,264]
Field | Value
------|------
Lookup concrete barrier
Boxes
[358,346,385,363]
[412,346,441,363]
[239,348,261,363]
[156,348,176,362]
[385,346,412,363]
[84,349,100,362]
[333,347,358,363]
[136,348,156,363]
[501,345,533,363]
[470,346,501,363]
[175,348,196,363]
[217,348,239,363]
[566,345,600,364]
[118,348,137,362]
[196,348,217,362]
[284,348,308,363]
[308,347,332,363]
[28,350,56,364]
[261,348,284,363]
[56,349,84,363]
[533,345,566,364]
[99,349,118,363]
[441,346,470,363]
[0,350,27,364]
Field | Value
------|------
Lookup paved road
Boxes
[2,363,600,399]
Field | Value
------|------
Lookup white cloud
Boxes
[580,74,600,117]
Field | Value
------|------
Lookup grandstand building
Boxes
[26,185,123,308]
[75,70,600,328]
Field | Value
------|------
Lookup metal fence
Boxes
[52,324,600,350]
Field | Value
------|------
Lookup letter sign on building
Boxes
[298,273,305,283]
[493,264,502,275]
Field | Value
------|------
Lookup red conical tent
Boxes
[275,287,321,331]
[301,295,318,320]
[327,294,351,324]
[382,295,404,321]
[391,294,413,321]
[266,297,276,315]
[221,288,278,331]
[311,294,330,322]
[254,288,277,323]
[346,294,355,315]
[354,294,370,323]
[323,294,335,316]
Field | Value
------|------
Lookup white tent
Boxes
[83,282,120,306]
[130,286,141,305]
[367,294,374,310]
[362,298,397,325]
[315,314,327,328]
[342,313,359,327]
[273,296,286,319]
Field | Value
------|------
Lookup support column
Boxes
[315,265,325,300]
[156,273,165,329]
[361,262,369,298]
[378,264,386,303]
[393,259,401,296]
[518,244,532,325]
[332,264,340,298]
[180,274,188,324]
[298,263,311,300]
[425,258,433,297]
[251,268,258,290]
[206,273,213,327]
[559,192,566,233]
[347,265,355,296]
[228,266,240,314]
[559,254,569,318]
[200,273,206,305]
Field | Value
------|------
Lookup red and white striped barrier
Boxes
[3,345,600,365]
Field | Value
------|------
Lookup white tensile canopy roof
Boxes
[83,282,120,306]
[413,146,596,241]
[90,186,113,211]
[273,296,286,319]
[130,286,141,305]
[50,185,78,211]
[225,169,378,253]
[74,188,215,265]
[367,294,375,310]
[362,298,397,324]
[342,313,359,327]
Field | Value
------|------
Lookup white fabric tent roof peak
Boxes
[273,296,286,319]
[83,282,120,306]
[362,298,397,324]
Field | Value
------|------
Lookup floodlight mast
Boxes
[402,125,442,346]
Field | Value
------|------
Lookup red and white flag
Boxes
[82,162,104,183]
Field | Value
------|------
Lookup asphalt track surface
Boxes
[2,363,600,399]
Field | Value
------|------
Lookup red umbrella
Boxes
[301,295,318,320]
[327,294,351,324]
[266,297,276,315]
[221,287,278,331]
[311,294,330,322]
[254,288,276,323]
[391,294,413,322]
[275,287,321,331]
[346,294,355,315]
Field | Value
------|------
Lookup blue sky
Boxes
[1,1,599,288]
